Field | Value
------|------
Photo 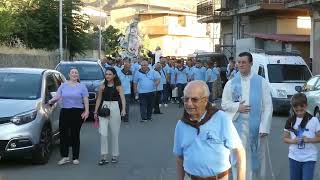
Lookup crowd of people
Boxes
[46,52,320,180]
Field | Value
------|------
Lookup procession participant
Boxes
[133,60,161,122]
[174,59,188,107]
[48,68,89,165]
[118,58,133,122]
[173,80,246,180]
[94,67,126,165]
[221,52,273,180]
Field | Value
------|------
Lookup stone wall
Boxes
[0,53,60,69]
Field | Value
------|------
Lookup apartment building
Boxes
[286,0,320,73]
[197,0,310,62]
[110,0,215,57]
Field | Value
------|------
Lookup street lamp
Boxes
[59,0,63,61]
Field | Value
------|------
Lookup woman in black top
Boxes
[94,67,126,165]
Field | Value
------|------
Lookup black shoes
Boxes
[98,159,109,165]
[111,157,118,163]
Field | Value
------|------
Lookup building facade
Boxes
[286,0,320,74]
[197,0,310,64]
[110,0,215,57]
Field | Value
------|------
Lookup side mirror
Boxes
[295,86,302,93]
[50,92,56,98]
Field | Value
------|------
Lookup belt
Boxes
[187,169,229,180]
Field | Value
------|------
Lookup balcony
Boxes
[285,0,320,8]
[238,0,285,14]
[196,0,233,23]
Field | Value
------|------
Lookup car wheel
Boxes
[32,124,52,164]
[314,108,320,120]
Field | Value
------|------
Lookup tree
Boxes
[101,25,123,57]
[0,0,91,59]
[63,0,91,59]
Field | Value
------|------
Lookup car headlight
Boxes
[11,110,37,125]
[276,89,287,98]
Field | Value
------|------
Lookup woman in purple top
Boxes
[48,68,89,165]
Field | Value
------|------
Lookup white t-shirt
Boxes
[284,117,320,162]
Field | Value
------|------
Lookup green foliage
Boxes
[102,25,123,57]
[0,0,91,59]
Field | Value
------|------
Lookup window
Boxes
[45,74,58,102]
[0,73,41,100]
[258,65,265,78]
[56,64,104,81]
[54,73,64,86]
[267,64,311,83]
[46,74,58,93]
[178,16,186,27]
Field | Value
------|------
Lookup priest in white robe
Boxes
[221,52,273,180]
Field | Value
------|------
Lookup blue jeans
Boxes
[139,92,154,120]
[289,158,316,180]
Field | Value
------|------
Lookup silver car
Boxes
[0,68,65,164]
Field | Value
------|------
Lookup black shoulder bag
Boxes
[98,85,114,117]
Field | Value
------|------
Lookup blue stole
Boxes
[231,73,262,171]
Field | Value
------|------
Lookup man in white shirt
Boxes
[221,52,273,180]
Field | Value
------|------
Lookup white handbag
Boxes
[172,87,178,98]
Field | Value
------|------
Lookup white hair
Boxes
[184,80,210,97]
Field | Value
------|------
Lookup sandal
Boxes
[98,159,109,165]
[111,157,118,163]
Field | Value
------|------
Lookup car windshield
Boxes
[57,64,104,80]
[0,73,41,100]
[267,64,311,83]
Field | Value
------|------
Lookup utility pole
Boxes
[99,0,102,58]
[59,0,63,61]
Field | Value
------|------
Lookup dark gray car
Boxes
[0,68,65,164]
[55,61,105,117]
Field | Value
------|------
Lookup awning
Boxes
[246,32,310,42]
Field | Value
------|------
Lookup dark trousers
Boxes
[177,83,186,105]
[139,92,154,120]
[289,158,316,180]
[207,82,213,103]
[122,94,131,122]
[161,84,169,104]
[59,108,83,160]
[153,90,162,113]
[168,84,173,100]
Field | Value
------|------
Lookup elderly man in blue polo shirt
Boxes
[133,60,161,122]
[173,80,246,180]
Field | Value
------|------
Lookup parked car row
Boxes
[0,60,105,164]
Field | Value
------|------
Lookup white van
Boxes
[250,51,312,112]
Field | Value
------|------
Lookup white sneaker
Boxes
[57,157,70,165]
[164,104,168,107]
[159,104,162,108]
[72,159,80,165]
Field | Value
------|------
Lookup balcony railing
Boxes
[239,0,284,8]
[285,0,308,8]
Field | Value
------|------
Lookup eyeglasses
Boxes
[181,96,207,103]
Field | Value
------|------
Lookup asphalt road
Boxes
[0,103,319,180]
